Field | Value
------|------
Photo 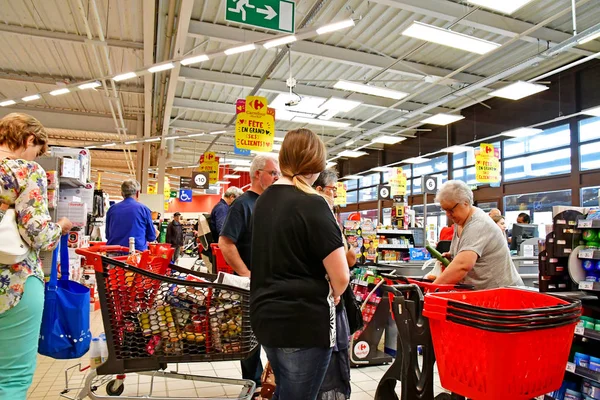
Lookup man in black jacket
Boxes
[166,212,184,263]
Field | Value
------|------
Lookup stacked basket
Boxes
[423,288,582,400]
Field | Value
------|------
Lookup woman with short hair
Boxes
[0,113,72,399]
[433,180,522,289]
[251,129,350,400]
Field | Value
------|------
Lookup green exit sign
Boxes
[226,0,295,34]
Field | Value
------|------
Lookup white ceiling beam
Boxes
[368,0,600,56]
[0,106,138,135]
[187,21,482,84]
[179,67,451,113]
[0,23,143,50]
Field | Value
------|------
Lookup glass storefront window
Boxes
[413,173,447,195]
[580,141,600,171]
[453,167,478,185]
[413,155,448,178]
[359,173,380,188]
[581,186,600,207]
[346,190,358,204]
[358,187,377,202]
[579,116,600,143]
[345,179,358,190]
[503,124,570,159]
[382,166,412,183]
[503,148,571,182]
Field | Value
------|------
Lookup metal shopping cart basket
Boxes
[65,245,258,400]
[375,276,582,400]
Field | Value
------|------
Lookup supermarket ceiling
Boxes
[1,0,600,186]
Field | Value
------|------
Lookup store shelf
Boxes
[578,219,600,229]
[578,248,600,260]
[60,176,87,188]
[376,229,413,235]
[575,324,600,341]
[566,361,600,383]
[579,281,600,291]
[378,244,411,250]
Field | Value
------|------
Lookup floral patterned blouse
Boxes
[0,159,62,314]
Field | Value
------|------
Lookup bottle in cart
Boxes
[89,337,102,369]
[126,237,141,266]
[99,333,108,362]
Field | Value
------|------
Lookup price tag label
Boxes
[579,220,593,228]
[579,249,595,259]
[575,325,585,336]
[580,281,594,290]
[566,362,576,373]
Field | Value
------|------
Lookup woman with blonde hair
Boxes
[0,113,72,398]
[251,129,350,400]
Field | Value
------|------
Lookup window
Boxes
[503,125,570,158]
[412,155,448,178]
[412,173,447,195]
[453,167,477,185]
[359,173,380,188]
[581,186,600,207]
[345,179,358,191]
[452,142,500,169]
[503,148,571,182]
[359,187,378,202]
[382,166,412,183]
[579,116,600,143]
[580,142,600,171]
[346,190,358,204]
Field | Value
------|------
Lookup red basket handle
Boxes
[76,246,131,272]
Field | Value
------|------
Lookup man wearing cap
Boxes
[166,212,184,263]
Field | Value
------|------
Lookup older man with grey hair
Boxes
[432,180,523,290]
[106,179,156,251]
[218,153,279,388]
[209,186,244,240]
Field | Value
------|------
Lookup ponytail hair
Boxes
[279,128,327,194]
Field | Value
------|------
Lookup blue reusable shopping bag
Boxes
[38,234,92,359]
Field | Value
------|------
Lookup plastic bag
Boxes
[422,259,443,281]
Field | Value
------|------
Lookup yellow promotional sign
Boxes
[147,185,157,194]
[198,151,219,184]
[389,168,407,196]
[334,182,347,206]
[475,143,501,183]
[235,96,275,152]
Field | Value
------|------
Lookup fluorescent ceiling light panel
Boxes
[582,106,600,116]
[0,100,16,106]
[402,21,500,55]
[371,166,391,172]
[180,54,209,66]
[293,116,350,128]
[316,19,355,35]
[333,80,408,100]
[187,133,205,137]
[403,156,430,164]
[124,140,140,145]
[148,63,175,73]
[342,174,362,180]
[22,94,41,102]
[234,166,251,172]
[422,113,465,125]
[502,127,543,137]
[338,150,368,158]
[466,0,534,14]
[113,72,137,81]
[224,174,240,179]
[263,36,297,49]
[50,88,70,96]
[326,162,337,168]
[371,135,406,145]
[165,136,180,140]
[102,143,116,147]
[78,81,101,90]
[442,145,473,153]
[579,31,600,45]
[210,130,226,135]
[321,98,361,112]
[146,137,161,142]
[86,146,97,149]
[224,44,256,55]
[489,81,549,100]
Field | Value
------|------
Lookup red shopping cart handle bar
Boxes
[380,274,474,292]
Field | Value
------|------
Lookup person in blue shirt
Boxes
[209,186,244,240]
[106,179,156,251]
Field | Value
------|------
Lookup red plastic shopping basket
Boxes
[210,243,234,274]
[423,288,581,400]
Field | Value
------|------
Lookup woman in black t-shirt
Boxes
[251,129,350,400]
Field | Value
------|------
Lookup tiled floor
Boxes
[27,256,447,399]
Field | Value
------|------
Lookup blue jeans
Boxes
[264,346,333,400]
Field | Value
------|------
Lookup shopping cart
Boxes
[65,245,258,400]
[210,243,234,274]
[374,276,582,400]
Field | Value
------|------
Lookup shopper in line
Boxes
[433,180,523,289]
[219,153,280,389]
[166,212,184,263]
[488,208,501,218]
[314,169,353,400]
[492,214,509,244]
[209,186,244,240]
[0,113,73,399]
[439,216,455,242]
[251,129,350,400]
[106,179,156,251]
[517,212,531,224]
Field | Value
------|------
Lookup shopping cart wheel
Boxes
[434,394,452,400]
[106,379,124,396]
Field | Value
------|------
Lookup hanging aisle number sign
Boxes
[475,143,500,184]
[235,96,275,152]
[198,152,219,184]
[389,168,407,196]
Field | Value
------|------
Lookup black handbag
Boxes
[343,285,364,334]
